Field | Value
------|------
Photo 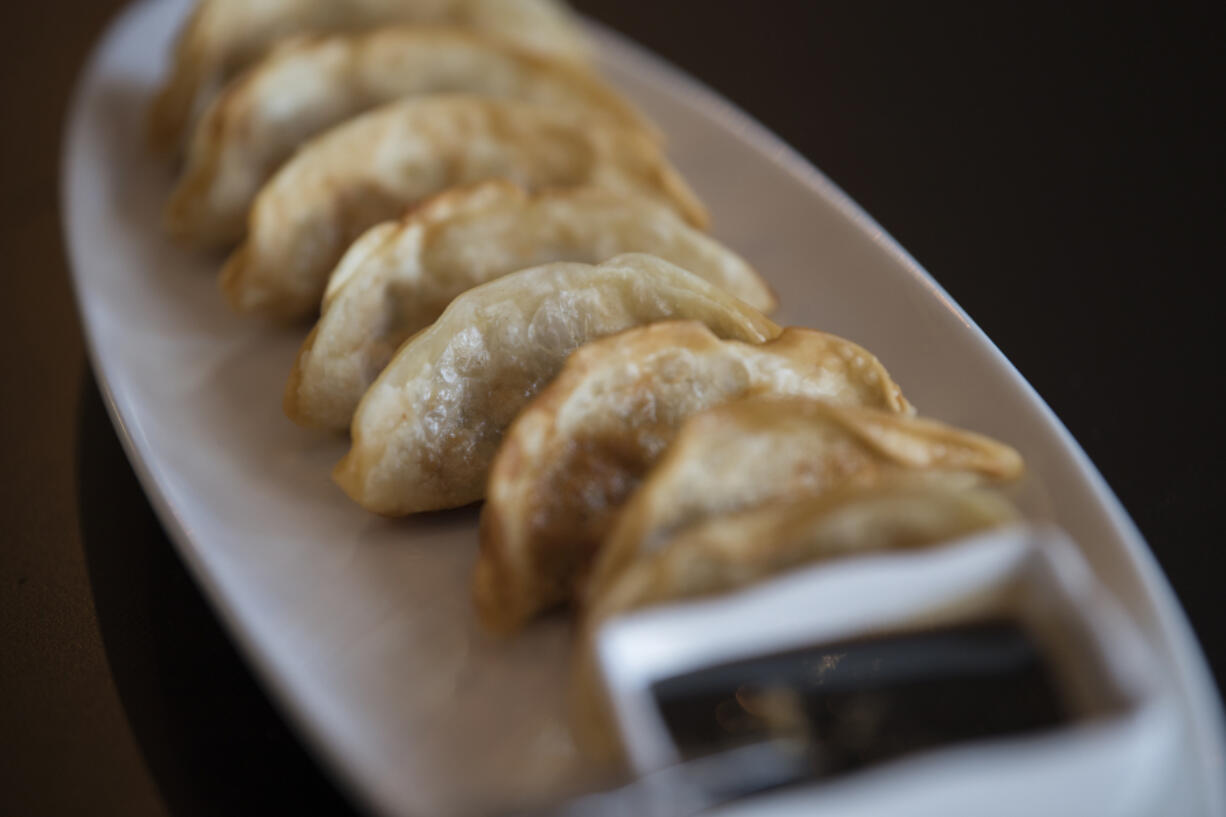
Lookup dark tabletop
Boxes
[2,1,1222,815]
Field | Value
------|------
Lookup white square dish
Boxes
[597,525,1180,817]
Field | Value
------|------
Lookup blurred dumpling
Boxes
[285,181,775,431]
[333,255,780,515]
[474,323,913,634]
[219,95,708,320]
[586,397,1023,609]
[168,28,653,248]
[590,475,1018,625]
[570,476,1020,757]
[148,0,591,153]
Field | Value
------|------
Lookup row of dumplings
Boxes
[156,0,1027,751]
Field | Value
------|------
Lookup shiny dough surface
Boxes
[168,28,650,247]
[474,321,914,633]
[334,255,780,516]
[149,0,591,153]
[286,182,775,432]
[220,95,708,321]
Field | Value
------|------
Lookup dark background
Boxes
[1,1,1221,815]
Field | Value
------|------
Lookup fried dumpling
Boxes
[168,28,653,248]
[474,323,913,633]
[586,476,1019,625]
[571,477,1020,756]
[220,95,708,320]
[149,0,591,153]
[586,397,1024,609]
[285,182,775,432]
[334,255,780,515]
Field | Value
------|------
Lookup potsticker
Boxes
[220,95,707,320]
[334,255,779,515]
[168,28,651,247]
[475,323,916,633]
[286,182,773,431]
[149,0,591,152]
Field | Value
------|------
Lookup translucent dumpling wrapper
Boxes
[285,181,775,432]
[474,322,914,634]
[571,476,1021,759]
[334,255,780,515]
[586,396,1024,611]
[168,28,653,247]
[219,95,708,320]
[148,0,592,153]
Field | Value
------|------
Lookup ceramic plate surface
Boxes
[64,2,1224,815]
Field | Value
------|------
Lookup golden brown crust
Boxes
[590,476,1019,625]
[587,397,1024,604]
[474,322,915,633]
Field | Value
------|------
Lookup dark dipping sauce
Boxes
[651,619,1069,783]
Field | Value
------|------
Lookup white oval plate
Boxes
[63,1,1224,816]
